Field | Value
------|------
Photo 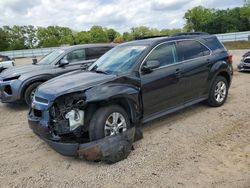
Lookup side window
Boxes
[146,43,177,67]
[64,49,86,63]
[177,40,210,61]
[86,47,111,60]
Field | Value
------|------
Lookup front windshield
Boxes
[37,49,65,65]
[88,45,147,74]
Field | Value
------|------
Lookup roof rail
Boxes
[171,32,210,37]
[137,35,169,40]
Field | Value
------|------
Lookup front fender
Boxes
[85,83,141,122]
[19,74,54,99]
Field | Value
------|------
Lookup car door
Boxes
[175,40,212,101]
[140,42,186,119]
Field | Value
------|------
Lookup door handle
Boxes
[175,68,182,78]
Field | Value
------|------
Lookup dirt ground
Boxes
[0,50,249,188]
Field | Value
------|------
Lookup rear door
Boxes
[176,40,212,101]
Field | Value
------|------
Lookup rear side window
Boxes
[203,36,225,53]
[65,49,86,63]
[86,47,112,60]
[146,42,177,67]
[177,40,210,61]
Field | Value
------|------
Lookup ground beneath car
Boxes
[0,50,249,187]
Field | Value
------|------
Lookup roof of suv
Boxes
[60,43,117,51]
[121,33,214,47]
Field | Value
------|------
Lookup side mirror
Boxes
[141,60,160,73]
[32,58,38,64]
[59,59,69,67]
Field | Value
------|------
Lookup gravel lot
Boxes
[0,50,249,188]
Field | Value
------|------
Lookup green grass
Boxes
[223,41,250,50]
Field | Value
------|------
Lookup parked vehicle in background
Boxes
[0,44,115,105]
[237,51,250,71]
[0,55,15,72]
[28,33,233,163]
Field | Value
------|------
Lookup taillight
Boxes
[228,52,233,64]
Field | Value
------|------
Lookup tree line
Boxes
[0,3,249,51]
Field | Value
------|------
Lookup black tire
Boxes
[24,82,43,106]
[207,76,228,107]
[89,105,131,141]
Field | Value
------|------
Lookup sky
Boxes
[0,0,245,32]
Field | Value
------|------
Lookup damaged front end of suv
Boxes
[29,90,137,163]
[28,65,143,163]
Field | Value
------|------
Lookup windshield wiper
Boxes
[95,69,108,74]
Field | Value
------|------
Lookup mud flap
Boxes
[78,127,136,164]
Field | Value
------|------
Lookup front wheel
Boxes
[24,82,43,106]
[89,105,130,141]
[207,76,228,107]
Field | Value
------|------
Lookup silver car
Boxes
[0,55,15,71]
[237,51,250,71]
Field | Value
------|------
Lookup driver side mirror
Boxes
[59,59,69,67]
[141,60,160,74]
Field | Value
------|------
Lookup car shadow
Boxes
[3,101,28,111]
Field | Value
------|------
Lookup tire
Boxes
[24,82,43,106]
[207,76,228,107]
[89,105,131,141]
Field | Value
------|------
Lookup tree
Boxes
[106,28,118,42]
[0,28,9,51]
[89,26,108,43]
[122,32,133,41]
[130,26,156,39]
[75,31,91,44]
[37,26,74,47]
[184,6,213,32]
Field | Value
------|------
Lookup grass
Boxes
[223,41,250,50]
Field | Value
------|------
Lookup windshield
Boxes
[37,49,65,65]
[88,45,147,74]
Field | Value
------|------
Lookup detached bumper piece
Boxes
[78,127,135,163]
[32,123,137,164]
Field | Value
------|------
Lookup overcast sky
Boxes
[0,0,245,32]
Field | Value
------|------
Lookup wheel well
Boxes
[85,98,137,125]
[21,80,46,98]
[217,71,230,84]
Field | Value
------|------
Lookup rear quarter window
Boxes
[86,47,112,60]
[203,36,226,53]
[176,40,211,61]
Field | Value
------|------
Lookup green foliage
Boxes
[37,26,74,47]
[0,28,9,51]
[184,6,250,34]
[89,26,108,43]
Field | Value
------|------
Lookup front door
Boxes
[140,42,185,119]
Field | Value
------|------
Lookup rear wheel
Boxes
[207,76,228,107]
[24,82,43,106]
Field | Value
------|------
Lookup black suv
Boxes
[28,33,233,162]
[0,44,115,105]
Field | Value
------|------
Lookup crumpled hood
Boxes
[0,64,51,78]
[36,71,116,101]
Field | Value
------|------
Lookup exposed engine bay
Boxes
[49,93,87,138]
